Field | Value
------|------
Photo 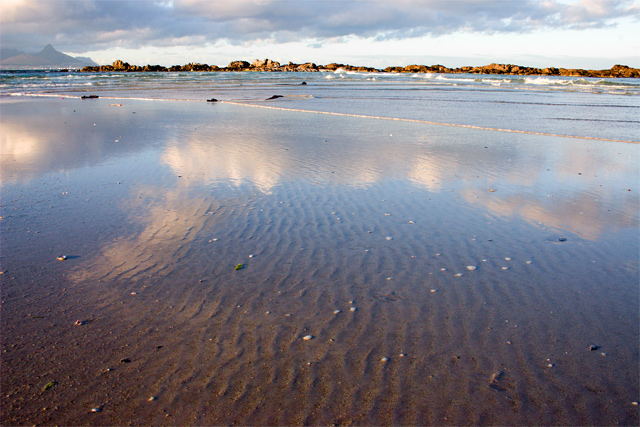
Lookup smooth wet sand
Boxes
[1,97,638,425]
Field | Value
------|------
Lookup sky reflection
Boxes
[2,97,638,252]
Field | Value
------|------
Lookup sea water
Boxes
[1,69,639,142]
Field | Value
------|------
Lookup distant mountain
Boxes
[0,44,98,68]
[1,47,25,61]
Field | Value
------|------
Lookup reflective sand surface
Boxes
[1,97,638,425]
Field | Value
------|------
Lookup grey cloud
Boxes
[1,0,637,52]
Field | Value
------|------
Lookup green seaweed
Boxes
[234,264,244,270]
[42,381,57,392]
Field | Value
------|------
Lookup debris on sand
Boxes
[42,381,57,392]
[489,371,506,392]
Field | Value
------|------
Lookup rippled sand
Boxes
[1,97,638,425]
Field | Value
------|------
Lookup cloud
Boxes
[1,0,638,52]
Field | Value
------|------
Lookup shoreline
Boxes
[75,59,640,78]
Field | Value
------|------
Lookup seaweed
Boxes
[42,381,57,392]
[234,264,244,270]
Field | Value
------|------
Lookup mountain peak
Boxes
[40,44,56,53]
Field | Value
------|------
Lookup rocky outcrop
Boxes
[78,59,639,78]
[252,59,281,70]
[226,60,251,71]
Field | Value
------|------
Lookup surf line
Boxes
[222,101,638,144]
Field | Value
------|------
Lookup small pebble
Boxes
[91,407,101,413]
[249,254,255,258]
[333,309,341,314]
[430,289,438,293]
[302,335,313,341]
[381,357,389,362]
[454,273,463,277]
[632,401,638,406]
[148,396,156,401]
[466,265,477,271]
[74,320,84,326]
[440,268,447,271]
[399,353,406,357]
[505,257,511,261]
[588,344,600,351]
[349,307,357,312]
[501,267,509,270]
[386,236,393,241]
[56,255,68,261]
[526,260,533,264]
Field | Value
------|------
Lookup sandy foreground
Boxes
[1,97,638,426]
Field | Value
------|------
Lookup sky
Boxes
[1,0,639,69]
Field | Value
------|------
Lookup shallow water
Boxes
[2,69,639,142]
[1,96,638,425]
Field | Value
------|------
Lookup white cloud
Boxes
[1,0,638,67]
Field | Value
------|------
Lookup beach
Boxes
[1,93,638,425]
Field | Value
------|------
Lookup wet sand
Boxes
[1,97,638,425]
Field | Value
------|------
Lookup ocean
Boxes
[1,70,638,425]
[1,69,639,142]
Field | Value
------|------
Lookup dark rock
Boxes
[206,98,218,102]
[113,60,129,71]
[252,58,280,70]
[181,63,215,72]
[226,60,251,71]
[266,95,284,100]
[295,62,318,72]
[404,64,429,73]
[143,64,168,72]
